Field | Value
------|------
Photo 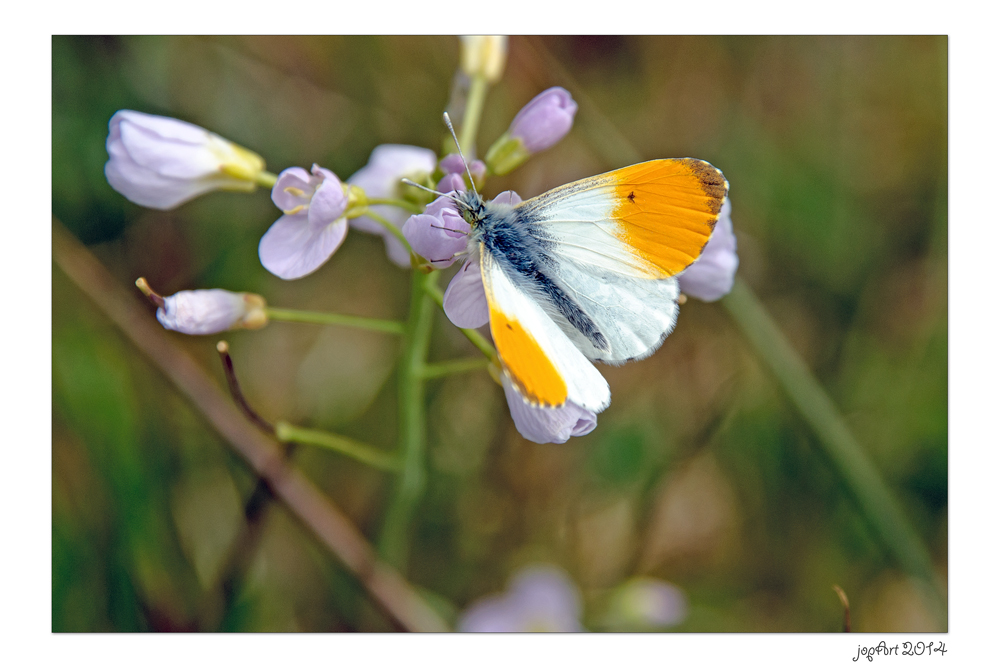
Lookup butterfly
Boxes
[447,157,729,415]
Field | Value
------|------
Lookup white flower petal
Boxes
[259,214,348,280]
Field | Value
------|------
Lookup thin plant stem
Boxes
[423,282,497,361]
[265,308,405,335]
[723,278,946,626]
[526,35,946,630]
[378,270,439,570]
[204,341,293,631]
[275,421,399,473]
[367,197,424,214]
[420,357,491,379]
[52,220,449,632]
[459,74,489,156]
[359,209,412,254]
[255,170,278,188]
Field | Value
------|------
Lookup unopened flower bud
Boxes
[154,288,268,335]
[105,110,266,209]
[485,87,578,175]
[459,36,508,83]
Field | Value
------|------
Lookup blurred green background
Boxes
[52,35,946,632]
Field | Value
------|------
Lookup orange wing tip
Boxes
[676,158,729,215]
[611,158,729,277]
[490,308,569,408]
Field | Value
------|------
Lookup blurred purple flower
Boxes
[458,564,584,632]
[509,87,578,153]
[155,289,267,335]
[105,110,266,209]
[677,198,739,301]
[348,144,437,267]
[259,165,348,280]
[439,153,486,182]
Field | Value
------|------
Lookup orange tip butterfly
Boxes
[418,114,728,422]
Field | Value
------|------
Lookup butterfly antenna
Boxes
[400,178,471,211]
[442,112,481,199]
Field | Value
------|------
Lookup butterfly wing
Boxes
[480,248,610,412]
[514,158,728,363]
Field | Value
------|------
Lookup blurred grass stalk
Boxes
[723,279,946,627]
[522,36,945,629]
[52,220,449,632]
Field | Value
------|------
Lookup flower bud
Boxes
[485,87,578,175]
[459,36,508,83]
[155,289,268,335]
[105,110,266,209]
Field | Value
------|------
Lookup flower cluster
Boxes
[103,38,739,447]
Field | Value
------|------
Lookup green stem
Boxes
[255,170,278,188]
[377,270,439,570]
[360,209,413,255]
[522,37,946,627]
[459,74,489,156]
[367,198,424,214]
[424,282,497,361]
[420,357,490,379]
[275,422,399,472]
[722,278,946,627]
[265,308,405,335]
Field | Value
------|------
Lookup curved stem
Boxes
[424,282,497,361]
[264,308,405,335]
[361,209,413,254]
[377,270,439,570]
[367,198,424,214]
[275,421,399,472]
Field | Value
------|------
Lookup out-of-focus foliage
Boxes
[52,36,946,632]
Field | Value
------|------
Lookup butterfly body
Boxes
[453,158,728,410]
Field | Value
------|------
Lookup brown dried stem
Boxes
[53,219,449,633]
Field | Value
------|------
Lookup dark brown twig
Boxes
[215,341,275,435]
[200,341,293,630]
[53,219,449,632]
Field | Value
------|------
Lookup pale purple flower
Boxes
[258,165,348,280]
[458,564,584,632]
[503,375,598,444]
[402,196,470,268]
[442,253,489,328]
[508,87,578,153]
[401,175,508,270]
[677,198,738,301]
[155,289,267,335]
[348,144,437,267]
[105,110,265,209]
[605,578,688,630]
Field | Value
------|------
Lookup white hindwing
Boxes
[481,249,611,412]
[516,185,681,364]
